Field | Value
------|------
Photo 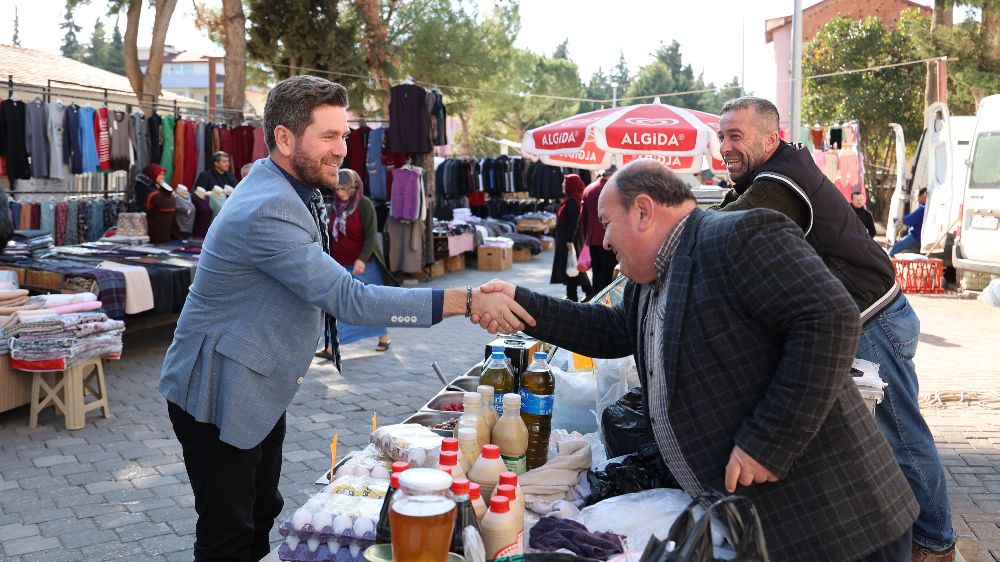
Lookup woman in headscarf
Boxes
[316,168,397,360]
[132,163,166,212]
[550,173,593,302]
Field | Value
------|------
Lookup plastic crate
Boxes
[892,258,944,294]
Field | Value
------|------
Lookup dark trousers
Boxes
[589,245,618,293]
[855,528,912,562]
[566,270,593,302]
[168,402,285,562]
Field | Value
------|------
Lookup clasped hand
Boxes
[469,281,534,334]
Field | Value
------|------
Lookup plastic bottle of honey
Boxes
[491,394,528,475]
[467,443,506,500]
[480,495,522,559]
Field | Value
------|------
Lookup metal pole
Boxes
[207,56,218,121]
[790,0,803,143]
[611,82,619,107]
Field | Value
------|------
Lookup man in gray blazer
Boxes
[159,75,533,562]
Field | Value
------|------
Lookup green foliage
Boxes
[580,67,611,113]
[467,47,583,153]
[627,41,739,112]
[106,20,125,75]
[60,3,83,59]
[553,39,570,60]
[85,19,108,68]
[802,15,925,212]
[13,7,21,46]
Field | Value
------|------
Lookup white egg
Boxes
[333,513,353,535]
[306,536,320,552]
[370,465,390,480]
[349,541,362,557]
[311,510,333,531]
[353,516,374,537]
[292,509,312,531]
[286,535,300,550]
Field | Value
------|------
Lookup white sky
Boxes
[1,0,937,105]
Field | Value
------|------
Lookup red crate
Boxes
[892,258,944,294]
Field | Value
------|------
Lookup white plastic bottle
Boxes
[480,495,523,559]
[491,394,528,475]
[469,482,487,522]
[467,444,506,501]
[454,392,490,451]
[494,484,524,551]
[498,472,525,520]
[457,428,480,475]
[476,384,500,432]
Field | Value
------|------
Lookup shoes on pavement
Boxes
[912,543,956,562]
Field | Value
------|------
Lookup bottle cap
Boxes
[502,393,521,407]
[481,444,500,459]
[476,384,495,396]
[439,451,459,467]
[390,472,400,489]
[451,478,470,495]
[463,392,482,404]
[398,468,451,493]
[391,461,409,474]
[457,428,478,441]
[492,345,505,353]
[491,351,505,360]
[489,495,510,513]
[534,352,547,360]
[441,438,459,452]
[498,472,518,487]
[469,482,482,500]
[496,484,516,502]
[436,465,453,476]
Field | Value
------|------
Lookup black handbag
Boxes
[641,492,770,562]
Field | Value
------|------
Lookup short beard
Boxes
[290,148,339,191]
[731,142,768,183]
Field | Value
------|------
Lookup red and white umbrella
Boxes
[523,99,727,176]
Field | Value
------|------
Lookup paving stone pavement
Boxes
[0,250,997,561]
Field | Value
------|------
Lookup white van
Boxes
[953,94,1000,277]
[887,103,976,260]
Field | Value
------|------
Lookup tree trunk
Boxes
[924,0,953,110]
[123,0,178,115]
[355,0,396,115]
[982,5,1000,72]
[222,0,247,122]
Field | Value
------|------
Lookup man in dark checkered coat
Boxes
[478,160,917,561]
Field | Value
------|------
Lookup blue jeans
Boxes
[856,295,954,551]
[889,233,920,257]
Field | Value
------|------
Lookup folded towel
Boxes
[0,289,29,300]
[520,440,592,503]
[29,292,98,307]
[528,516,624,559]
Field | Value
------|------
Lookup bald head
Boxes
[607,159,695,212]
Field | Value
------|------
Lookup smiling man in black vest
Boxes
[713,96,955,562]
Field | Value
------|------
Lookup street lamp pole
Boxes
[611,81,619,108]
[790,0,803,143]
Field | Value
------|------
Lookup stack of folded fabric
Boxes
[6,230,55,257]
[5,310,124,368]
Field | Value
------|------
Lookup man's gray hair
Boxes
[720,96,780,134]
[263,75,348,151]
[612,160,695,211]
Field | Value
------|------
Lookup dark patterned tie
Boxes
[308,189,341,370]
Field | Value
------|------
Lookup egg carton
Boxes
[278,493,382,544]
[370,423,443,468]
[278,538,365,562]
[332,444,394,481]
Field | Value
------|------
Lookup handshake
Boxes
[447,279,530,334]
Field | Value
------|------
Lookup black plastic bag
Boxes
[642,492,769,562]
[586,443,680,506]
[601,387,653,459]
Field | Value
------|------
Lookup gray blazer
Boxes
[159,158,437,449]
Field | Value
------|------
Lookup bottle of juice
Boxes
[467,444,506,500]
[454,392,490,451]
[457,428,480,474]
[448,478,482,556]
[476,384,499,432]
[469,482,487,522]
[520,351,555,470]
[480,496,522,559]
[492,394,528,475]
[480,350,515,416]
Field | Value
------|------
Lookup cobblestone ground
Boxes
[0,251,997,561]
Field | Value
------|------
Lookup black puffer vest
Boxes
[735,142,898,322]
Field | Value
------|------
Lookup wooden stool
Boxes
[28,357,110,430]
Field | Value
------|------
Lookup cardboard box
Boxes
[477,246,512,271]
[484,335,541,388]
[444,254,466,272]
[425,260,446,278]
[540,236,555,251]
[512,246,533,262]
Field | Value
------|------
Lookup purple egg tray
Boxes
[278,542,365,562]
